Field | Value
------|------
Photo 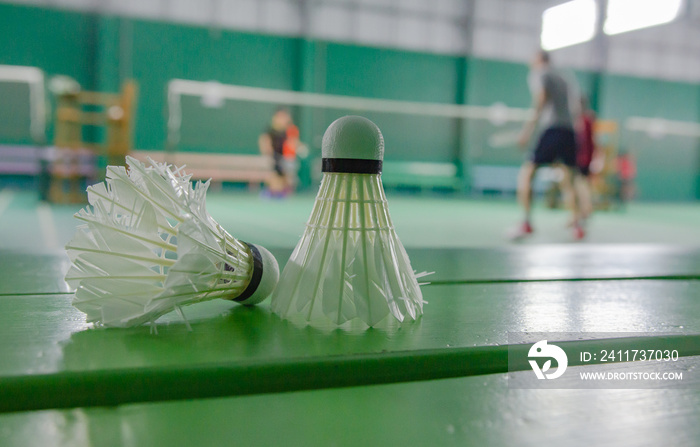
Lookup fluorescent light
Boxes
[541,0,598,51]
[604,0,683,35]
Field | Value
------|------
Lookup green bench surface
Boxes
[1,191,699,444]
[3,245,700,295]
[1,279,698,412]
[1,358,699,447]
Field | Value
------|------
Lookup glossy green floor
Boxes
[2,189,700,252]
[0,188,699,446]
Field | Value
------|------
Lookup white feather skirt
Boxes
[271,173,426,327]
[65,157,255,328]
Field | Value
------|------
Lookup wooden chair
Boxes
[49,81,137,203]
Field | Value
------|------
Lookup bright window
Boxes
[541,0,598,51]
[604,0,683,35]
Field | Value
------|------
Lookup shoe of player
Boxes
[508,221,533,240]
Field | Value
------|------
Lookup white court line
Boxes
[36,202,59,250]
[0,189,14,220]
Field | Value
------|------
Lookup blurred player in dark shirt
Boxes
[513,50,584,240]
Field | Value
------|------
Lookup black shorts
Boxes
[531,127,576,167]
[578,165,591,176]
[273,153,284,176]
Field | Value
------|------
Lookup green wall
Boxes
[599,75,700,201]
[0,3,699,200]
[128,19,300,153]
[0,4,96,87]
[0,3,97,144]
[464,59,531,169]
[321,43,463,163]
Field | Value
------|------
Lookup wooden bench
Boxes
[130,151,274,188]
[0,145,98,202]
[0,145,42,176]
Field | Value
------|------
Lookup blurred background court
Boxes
[0,0,699,446]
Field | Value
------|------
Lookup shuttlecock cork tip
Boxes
[235,243,280,306]
[322,116,384,174]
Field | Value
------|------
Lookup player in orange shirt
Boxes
[258,108,300,197]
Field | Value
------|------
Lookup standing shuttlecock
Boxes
[271,116,430,327]
[65,156,279,328]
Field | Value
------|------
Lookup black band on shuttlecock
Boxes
[233,242,264,302]
[322,158,382,174]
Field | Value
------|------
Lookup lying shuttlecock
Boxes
[271,116,430,327]
[65,156,279,328]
